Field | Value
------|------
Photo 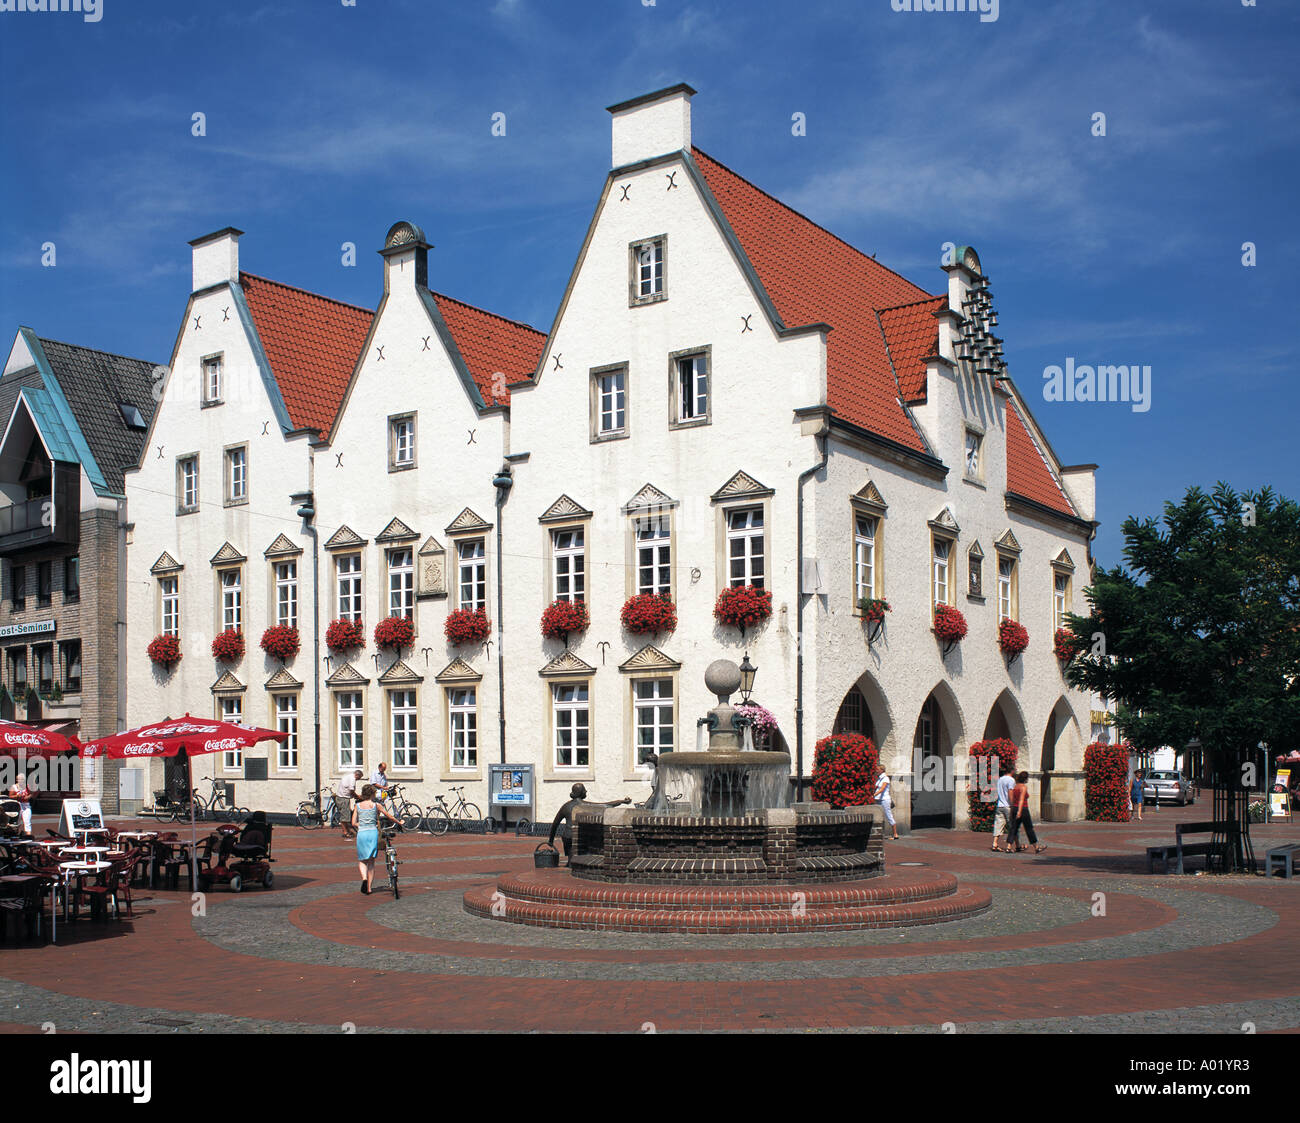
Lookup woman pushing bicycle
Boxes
[352,783,399,894]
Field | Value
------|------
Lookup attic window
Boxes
[119,403,147,430]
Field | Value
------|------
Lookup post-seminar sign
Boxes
[0,620,56,640]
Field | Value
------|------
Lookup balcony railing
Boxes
[0,496,50,537]
[0,487,75,554]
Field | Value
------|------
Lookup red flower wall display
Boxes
[998,618,1029,658]
[541,600,590,643]
[374,615,415,652]
[444,608,491,646]
[260,625,301,661]
[148,633,183,670]
[713,585,772,634]
[210,629,245,662]
[326,618,365,653]
[932,605,968,645]
[810,732,880,810]
[967,738,1020,831]
[620,593,677,636]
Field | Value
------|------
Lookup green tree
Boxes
[1065,484,1300,867]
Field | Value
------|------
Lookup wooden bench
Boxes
[1265,842,1300,879]
[1148,821,1218,874]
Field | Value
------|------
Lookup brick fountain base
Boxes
[466,804,991,933]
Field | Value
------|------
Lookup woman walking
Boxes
[874,769,899,840]
[1130,770,1145,821]
[352,783,398,894]
[1010,770,1046,854]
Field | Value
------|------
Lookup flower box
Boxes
[326,618,365,654]
[444,607,491,646]
[859,597,891,643]
[260,625,301,661]
[932,605,968,654]
[211,629,245,662]
[541,599,590,644]
[713,585,772,636]
[148,633,183,670]
[620,593,677,636]
[374,615,415,653]
[1053,627,1082,663]
[998,618,1029,661]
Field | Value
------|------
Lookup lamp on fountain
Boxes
[739,652,757,705]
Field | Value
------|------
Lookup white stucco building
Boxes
[124,85,1098,828]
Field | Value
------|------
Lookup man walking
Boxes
[991,763,1015,852]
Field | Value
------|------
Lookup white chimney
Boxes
[607,83,695,169]
[379,220,430,295]
[188,227,243,292]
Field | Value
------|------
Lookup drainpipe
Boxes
[492,463,514,828]
[795,428,830,801]
[292,483,321,801]
[116,497,128,736]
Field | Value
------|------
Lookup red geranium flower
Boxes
[541,599,590,643]
[260,625,300,661]
[326,618,365,654]
[374,615,415,652]
[998,618,1029,657]
[444,608,491,646]
[620,593,677,636]
[211,629,245,662]
[147,633,182,670]
[932,604,968,643]
[713,585,772,632]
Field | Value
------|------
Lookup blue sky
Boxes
[1,0,1296,567]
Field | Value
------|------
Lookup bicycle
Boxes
[150,788,200,823]
[376,784,425,833]
[198,776,248,822]
[296,787,344,830]
[424,785,482,836]
[380,824,402,898]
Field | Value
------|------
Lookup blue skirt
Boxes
[356,828,379,861]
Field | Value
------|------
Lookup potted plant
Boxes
[1053,626,1082,664]
[998,618,1029,666]
[260,624,301,661]
[541,599,590,646]
[374,615,415,653]
[735,702,779,750]
[620,593,677,637]
[713,585,772,639]
[211,629,245,662]
[148,633,183,671]
[326,617,365,654]
[444,607,492,646]
[858,597,891,644]
[932,604,968,656]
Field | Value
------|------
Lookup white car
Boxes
[1142,770,1195,806]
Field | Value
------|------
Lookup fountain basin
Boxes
[653,750,791,816]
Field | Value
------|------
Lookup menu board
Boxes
[59,798,105,836]
[1270,769,1293,822]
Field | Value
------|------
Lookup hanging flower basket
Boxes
[148,633,183,671]
[211,629,245,662]
[541,599,590,645]
[374,615,415,653]
[260,624,301,662]
[444,607,492,646]
[713,585,772,638]
[998,618,1029,665]
[932,605,968,657]
[620,593,677,637]
[859,597,891,644]
[326,618,365,654]
[1053,626,1082,664]
[735,702,779,750]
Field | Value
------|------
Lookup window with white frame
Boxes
[932,538,952,608]
[457,539,486,611]
[219,568,242,630]
[275,694,299,770]
[674,353,709,425]
[998,555,1017,621]
[219,696,244,769]
[389,690,418,769]
[594,368,626,438]
[337,691,364,771]
[178,456,199,513]
[389,414,416,470]
[388,548,414,620]
[336,553,362,622]
[449,687,477,769]
[274,560,298,628]
[631,237,664,302]
[225,446,247,505]
[1053,571,1070,630]
[635,516,671,596]
[634,678,673,766]
[202,355,223,404]
[854,515,878,604]
[726,507,765,588]
[552,682,589,768]
[160,576,180,636]
[552,528,585,603]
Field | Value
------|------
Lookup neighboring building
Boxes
[125,85,1099,828]
[0,328,157,810]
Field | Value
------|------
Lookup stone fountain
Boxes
[465,659,991,932]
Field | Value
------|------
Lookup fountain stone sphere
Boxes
[704,658,742,700]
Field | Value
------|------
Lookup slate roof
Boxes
[0,335,158,496]
[1005,400,1077,517]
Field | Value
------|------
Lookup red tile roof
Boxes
[878,296,948,403]
[1005,400,1076,517]
[431,293,546,406]
[692,147,935,452]
[239,272,372,440]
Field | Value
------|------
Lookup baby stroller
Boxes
[198,811,275,892]
[0,799,20,839]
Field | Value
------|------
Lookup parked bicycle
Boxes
[375,783,425,833]
[296,787,345,830]
[198,776,248,822]
[424,785,482,835]
[381,823,402,898]
[150,788,199,823]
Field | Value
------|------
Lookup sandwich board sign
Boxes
[59,798,105,837]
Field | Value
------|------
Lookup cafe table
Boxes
[57,860,111,924]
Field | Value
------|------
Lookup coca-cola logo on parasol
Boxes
[2,732,45,747]
[202,738,241,752]
[137,722,220,737]
[122,742,166,756]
